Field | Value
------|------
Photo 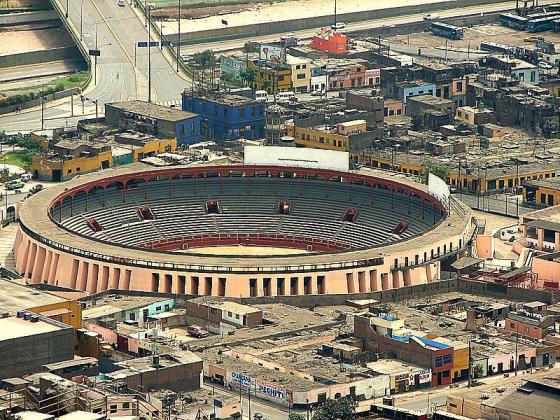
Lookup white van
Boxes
[275,91,296,104]
[255,90,268,103]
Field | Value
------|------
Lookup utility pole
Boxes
[80,1,83,40]
[334,0,337,28]
[468,339,472,388]
[176,0,181,72]
[94,24,98,85]
[95,99,98,118]
[148,5,152,102]
[70,91,74,116]
[41,88,44,130]
[515,323,519,376]
[248,384,251,420]
[477,164,481,209]
[66,0,69,18]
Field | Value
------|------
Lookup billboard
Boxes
[259,44,286,64]
[428,173,450,210]
[244,145,349,172]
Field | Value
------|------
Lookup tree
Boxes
[240,68,256,87]
[192,49,216,86]
[243,41,260,54]
[420,159,450,184]
[313,397,354,420]
[262,79,272,92]
[288,413,306,420]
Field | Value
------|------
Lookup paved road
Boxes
[202,383,293,420]
[0,0,189,132]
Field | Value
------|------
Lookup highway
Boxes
[178,0,527,55]
[0,0,189,133]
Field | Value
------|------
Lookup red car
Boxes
[187,325,208,338]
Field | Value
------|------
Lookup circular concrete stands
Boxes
[14,164,475,297]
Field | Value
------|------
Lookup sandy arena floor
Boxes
[176,245,311,256]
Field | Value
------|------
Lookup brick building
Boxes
[186,298,263,328]
[354,314,454,387]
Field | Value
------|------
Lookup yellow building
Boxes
[354,151,558,193]
[455,106,494,126]
[286,121,349,151]
[32,136,176,182]
[286,55,311,94]
[248,60,292,94]
[523,178,560,206]
[29,300,83,329]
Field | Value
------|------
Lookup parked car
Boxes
[423,13,440,21]
[117,0,126,6]
[311,89,325,96]
[187,325,209,338]
[5,180,24,191]
[331,22,346,30]
[539,61,553,70]
[20,173,32,182]
[280,33,296,41]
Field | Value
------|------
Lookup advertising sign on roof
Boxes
[244,146,349,172]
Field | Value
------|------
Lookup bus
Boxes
[499,13,529,30]
[527,14,560,31]
[431,22,464,39]
[480,41,515,55]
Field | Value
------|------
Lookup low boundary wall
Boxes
[0,46,81,68]
[71,277,557,307]
[165,0,509,45]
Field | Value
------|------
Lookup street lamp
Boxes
[80,0,83,40]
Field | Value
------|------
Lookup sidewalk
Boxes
[0,222,18,271]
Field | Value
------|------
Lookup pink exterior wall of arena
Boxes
[14,164,475,297]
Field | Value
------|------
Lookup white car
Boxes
[117,0,126,6]
[311,89,325,96]
[280,33,296,41]
[331,22,346,30]
[539,61,553,70]
[423,13,440,21]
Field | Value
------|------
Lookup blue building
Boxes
[105,100,202,145]
[395,80,437,105]
[182,93,265,142]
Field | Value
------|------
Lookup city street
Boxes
[0,0,190,133]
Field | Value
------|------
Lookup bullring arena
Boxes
[13,162,476,297]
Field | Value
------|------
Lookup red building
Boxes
[310,29,347,55]
[354,315,454,387]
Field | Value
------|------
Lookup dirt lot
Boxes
[160,0,449,34]
[0,27,73,56]
[390,22,560,51]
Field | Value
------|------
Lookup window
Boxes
[123,403,130,409]
[156,306,161,311]
[228,311,232,317]
[443,354,452,364]
[297,73,306,80]
[296,65,301,69]
[165,304,170,311]
[456,81,463,92]
[129,313,136,321]
[236,314,240,319]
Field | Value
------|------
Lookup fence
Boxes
[458,192,535,218]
